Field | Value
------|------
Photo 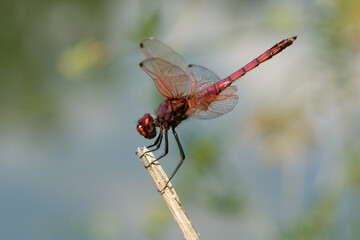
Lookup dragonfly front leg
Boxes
[144,129,168,168]
[147,126,164,150]
[140,126,163,156]
[136,131,162,155]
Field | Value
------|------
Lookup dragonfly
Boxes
[137,36,296,188]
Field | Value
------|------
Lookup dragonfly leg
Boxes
[145,126,164,150]
[159,127,185,192]
[154,129,168,161]
[136,126,163,155]
[139,127,163,157]
[144,129,168,168]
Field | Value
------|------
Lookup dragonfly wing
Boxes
[141,38,188,74]
[187,64,221,95]
[187,86,238,119]
[140,58,189,98]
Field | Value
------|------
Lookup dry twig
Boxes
[137,147,200,240]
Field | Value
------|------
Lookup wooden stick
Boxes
[137,147,200,240]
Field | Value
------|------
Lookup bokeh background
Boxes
[1,0,360,239]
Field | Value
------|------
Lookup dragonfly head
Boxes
[137,113,157,139]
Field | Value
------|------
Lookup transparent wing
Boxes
[187,86,238,119]
[185,64,238,119]
[140,38,188,74]
[186,64,222,95]
[140,58,189,98]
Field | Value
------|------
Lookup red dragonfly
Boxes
[137,36,296,187]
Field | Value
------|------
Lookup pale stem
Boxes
[137,147,200,240]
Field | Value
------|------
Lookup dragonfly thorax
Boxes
[156,98,189,129]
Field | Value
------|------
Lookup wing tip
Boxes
[140,37,156,48]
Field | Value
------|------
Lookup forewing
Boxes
[187,64,221,95]
[140,58,189,98]
[141,38,188,74]
[187,86,238,119]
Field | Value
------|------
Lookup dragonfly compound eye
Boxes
[137,114,157,139]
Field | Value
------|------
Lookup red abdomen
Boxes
[196,36,296,98]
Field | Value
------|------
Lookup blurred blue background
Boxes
[1,0,360,239]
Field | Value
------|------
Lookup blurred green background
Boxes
[1,0,360,239]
